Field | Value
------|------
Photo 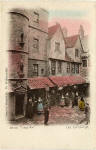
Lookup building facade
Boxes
[7,8,89,121]
[28,9,48,78]
[48,23,66,76]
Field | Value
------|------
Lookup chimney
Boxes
[62,27,68,37]
[78,25,84,39]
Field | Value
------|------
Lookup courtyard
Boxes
[12,105,89,126]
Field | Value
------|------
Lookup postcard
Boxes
[0,0,96,150]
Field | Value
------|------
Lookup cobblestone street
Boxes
[13,105,87,126]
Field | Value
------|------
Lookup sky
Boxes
[48,10,91,36]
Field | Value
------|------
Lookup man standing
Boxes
[44,103,49,125]
[27,98,34,119]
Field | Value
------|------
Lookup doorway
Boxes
[15,94,25,116]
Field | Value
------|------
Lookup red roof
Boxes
[49,76,86,87]
[65,35,79,48]
[28,77,55,89]
[48,24,60,39]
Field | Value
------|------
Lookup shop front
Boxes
[27,77,55,114]
[49,75,86,106]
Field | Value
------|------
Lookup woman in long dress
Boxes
[37,97,43,114]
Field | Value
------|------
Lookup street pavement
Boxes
[14,105,88,125]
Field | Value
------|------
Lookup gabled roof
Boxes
[64,35,79,48]
[48,23,60,39]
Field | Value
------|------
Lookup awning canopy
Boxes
[49,76,86,87]
[28,77,55,89]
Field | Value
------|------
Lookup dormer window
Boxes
[34,12,39,23]
[55,42,60,51]
[75,49,79,57]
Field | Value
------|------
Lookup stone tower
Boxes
[8,9,29,120]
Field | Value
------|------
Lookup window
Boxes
[75,64,79,74]
[67,62,70,73]
[41,69,44,74]
[71,63,75,73]
[51,60,56,75]
[58,61,62,73]
[55,42,60,51]
[82,60,87,67]
[19,33,24,48]
[33,38,39,50]
[75,49,79,57]
[33,64,38,76]
[34,12,39,23]
[21,33,24,42]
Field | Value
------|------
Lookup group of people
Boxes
[60,92,90,124]
[26,97,50,125]
[26,91,90,125]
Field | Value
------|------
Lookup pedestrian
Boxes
[65,93,70,106]
[33,96,38,113]
[75,92,79,106]
[60,95,65,107]
[78,97,85,111]
[85,103,90,124]
[44,103,49,125]
[79,102,90,124]
[71,92,75,108]
[37,97,43,115]
[27,98,34,119]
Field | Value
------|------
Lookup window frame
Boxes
[51,60,56,75]
[67,62,70,73]
[33,64,38,76]
[58,61,62,73]
[75,64,79,74]
[75,49,79,57]
[71,63,75,73]
[33,38,39,50]
[82,59,87,67]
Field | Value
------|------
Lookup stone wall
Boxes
[48,27,65,60]
[28,59,47,77]
[28,28,48,60]
[8,9,29,79]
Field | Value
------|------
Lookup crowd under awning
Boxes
[28,76,86,90]
[28,77,55,89]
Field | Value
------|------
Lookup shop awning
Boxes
[49,76,86,87]
[28,77,55,89]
